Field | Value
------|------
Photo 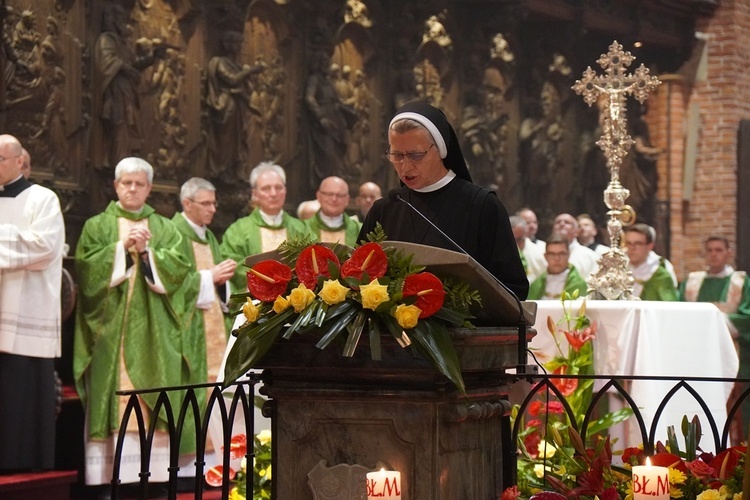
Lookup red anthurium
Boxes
[710,445,746,480]
[295,244,340,289]
[228,434,247,460]
[650,452,688,473]
[204,465,236,487]
[340,242,388,281]
[402,272,446,318]
[247,260,293,302]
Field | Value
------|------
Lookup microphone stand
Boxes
[392,193,536,377]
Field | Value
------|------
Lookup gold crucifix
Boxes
[572,41,661,301]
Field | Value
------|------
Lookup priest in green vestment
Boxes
[220,161,314,293]
[624,224,677,301]
[73,157,193,486]
[679,236,750,434]
[528,236,589,300]
[305,176,362,247]
[173,177,236,388]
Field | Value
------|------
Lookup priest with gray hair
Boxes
[73,157,193,488]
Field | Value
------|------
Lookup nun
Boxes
[358,101,529,300]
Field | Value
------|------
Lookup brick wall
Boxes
[660,0,750,280]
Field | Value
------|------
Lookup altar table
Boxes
[528,300,739,450]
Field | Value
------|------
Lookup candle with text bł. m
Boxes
[632,457,670,500]
[366,468,401,500]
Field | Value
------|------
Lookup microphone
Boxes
[390,190,534,375]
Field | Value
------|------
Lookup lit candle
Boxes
[366,468,401,499]
[632,457,670,500]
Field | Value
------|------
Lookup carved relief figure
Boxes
[260,56,286,159]
[520,81,564,202]
[347,68,375,176]
[95,3,163,168]
[345,0,372,28]
[619,104,663,225]
[206,31,264,179]
[10,9,42,89]
[305,50,354,185]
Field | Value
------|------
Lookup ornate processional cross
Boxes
[572,41,661,300]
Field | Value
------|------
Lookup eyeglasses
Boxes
[0,155,20,162]
[189,199,218,208]
[385,144,434,164]
[319,191,349,200]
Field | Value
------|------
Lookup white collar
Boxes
[415,170,456,193]
[319,212,344,228]
[181,212,207,240]
[260,209,284,226]
[707,265,736,278]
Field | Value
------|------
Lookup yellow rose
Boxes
[256,429,272,446]
[696,490,720,500]
[273,295,290,314]
[359,279,390,310]
[288,284,316,312]
[318,279,349,305]
[242,298,260,323]
[394,303,421,329]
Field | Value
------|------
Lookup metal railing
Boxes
[106,372,746,498]
[111,375,259,499]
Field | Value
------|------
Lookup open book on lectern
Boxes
[243,240,536,327]
[384,241,536,327]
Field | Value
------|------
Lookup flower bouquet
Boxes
[205,430,272,500]
[222,225,481,393]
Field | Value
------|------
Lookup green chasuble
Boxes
[74,202,193,442]
[304,211,362,246]
[527,265,588,300]
[639,265,678,301]
[171,213,233,386]
[679,272,750,374]
[220,208,314,293]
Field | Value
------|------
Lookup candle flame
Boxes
[249,268,276,284]
[646,457,652,467]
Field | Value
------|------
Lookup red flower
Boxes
[546,401,564,414]
[710,445,746,479]
[502,485,520,500]
[651,452,687,473]
[247,260,293,302]
[528,400,564,416]
[562,323,598,352]
[340,242,388,282]
[228,434,247,460]
[550,366,578,396]
[204,464,236,487]
[528,400,544,416]
[526,418,543,430]
[295,244,340,290]
[622,446,646,466]
[600,486,620,500]
[685,458,716,480]
[524,430,541,458]
[402,272,446,318]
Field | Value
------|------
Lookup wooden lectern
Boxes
[243,242,536,499]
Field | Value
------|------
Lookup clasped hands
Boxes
[123,226,151,255]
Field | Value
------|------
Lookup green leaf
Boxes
[586,408,634,435]
[315,306,360,350]
[408,320,466,394]
[342,311,366,357]
[222,309,295,387]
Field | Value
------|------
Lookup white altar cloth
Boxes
[528,300,739,450]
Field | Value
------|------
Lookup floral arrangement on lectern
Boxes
[223,224,481,393]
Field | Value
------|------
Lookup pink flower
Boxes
[562,322,598,352]
[685,458,716,479]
